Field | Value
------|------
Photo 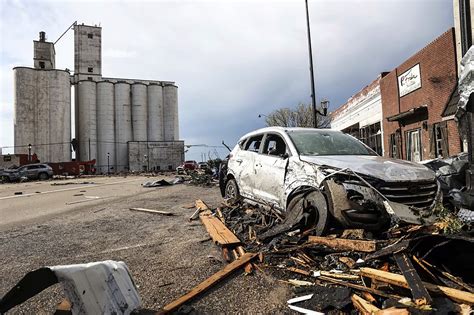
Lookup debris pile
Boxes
[193,199,474,314]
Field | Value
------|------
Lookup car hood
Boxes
[299,155,436,182]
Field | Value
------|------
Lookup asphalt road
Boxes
[0,176,146,230]
[0,176,290,314]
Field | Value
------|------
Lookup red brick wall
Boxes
[381,28,461,160]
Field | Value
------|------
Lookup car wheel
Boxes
[1,175,9,183]
[38,172,49,180]
[224,178,240,202]
[288,190,329,236]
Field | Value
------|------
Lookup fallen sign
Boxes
[129,208,174,216]
[159,252,257,314]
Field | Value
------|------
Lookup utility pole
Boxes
[305,0,318,128]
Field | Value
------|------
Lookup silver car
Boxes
[1,163,53,182]
[220,127,440,235]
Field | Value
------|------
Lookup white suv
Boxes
[219,127,440,235]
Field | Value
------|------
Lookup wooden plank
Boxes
[308,236,377,253]
[161,252,257,313]
[351,294,380,314]
[199,212,241,245]
[375,307,409,315]
[360,267,474,305]
[129,208,173,216]
[317,276,403,300]
[393,253,432,305]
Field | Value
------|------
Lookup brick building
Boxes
[381,28,463,162]
[331,74,387,155]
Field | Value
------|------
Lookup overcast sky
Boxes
[0,0,453,161]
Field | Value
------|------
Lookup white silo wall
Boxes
[96,81,115,174]
[14,68,36,156]
[115,82,133,172]
[131,83,147,141]
[163,84,179,141]
[36,71,50,159]
[77,80,97,162]
[14,68,71,163]
[48,70,71,162]
[147,83,164,141]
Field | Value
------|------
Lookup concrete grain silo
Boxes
[13,25,183,171]
[76,80,97,161]
[96,81,115,173]
[147,83,164,141]
[163,84,179,141]
[131,83,148,141]
[14,67,71,163]
[114,81,132,172]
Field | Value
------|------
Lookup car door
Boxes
[230,134,263,197]
[252,133,289,208]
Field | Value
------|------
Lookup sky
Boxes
[0,0,454,161]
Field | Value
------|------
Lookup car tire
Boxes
[38,172,49,180]
[224,178,240,202]
[1,175,10,183]
[288,190,329,236]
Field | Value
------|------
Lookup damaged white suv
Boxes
[220,127,440,236]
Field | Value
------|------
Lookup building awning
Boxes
[386,105,428,122]
[442,85,460,117]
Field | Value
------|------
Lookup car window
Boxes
[263,134,287,157]
[245,135,263,153]
[27,165,39,170]
[287,130,376,156]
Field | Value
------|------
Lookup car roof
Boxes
[238,127,342,141]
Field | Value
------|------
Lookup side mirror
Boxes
[281,153,289,159]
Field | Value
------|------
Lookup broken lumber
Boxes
[308,236,377,253]
[360,267,474,305]
[393,253,432,305]
[161,252,257,313]
[375,307,409,315]
[351,294,380,314]
[198,202,240,246]
[317,276,403,300]
[129,208,173,216]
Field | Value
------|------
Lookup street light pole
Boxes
[107,152,110,175]
[305,0,318,128]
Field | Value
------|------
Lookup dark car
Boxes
[1,163,53,182]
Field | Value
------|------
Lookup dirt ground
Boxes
[0,176,291,314]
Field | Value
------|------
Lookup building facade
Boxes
[331,75,385,155]
[381,28,463,162]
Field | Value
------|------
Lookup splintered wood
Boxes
[360,267,474,305]
[196,199,241,246]
[308,236,377,253]
[161,253,257,313]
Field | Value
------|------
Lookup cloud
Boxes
[0,0,454,160]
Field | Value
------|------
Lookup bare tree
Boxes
[265,103,330,128]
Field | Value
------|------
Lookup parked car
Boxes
[0,163,53,182]
[198,162,209,170]
[183,160,199,170]
[219,127,440,235]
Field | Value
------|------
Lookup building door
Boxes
[406,129,422,162]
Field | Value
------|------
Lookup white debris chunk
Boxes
[287,294,314,304]
[288,304,325,315]
[51,260,141,315]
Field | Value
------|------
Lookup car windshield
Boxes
[287,130,377,156]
